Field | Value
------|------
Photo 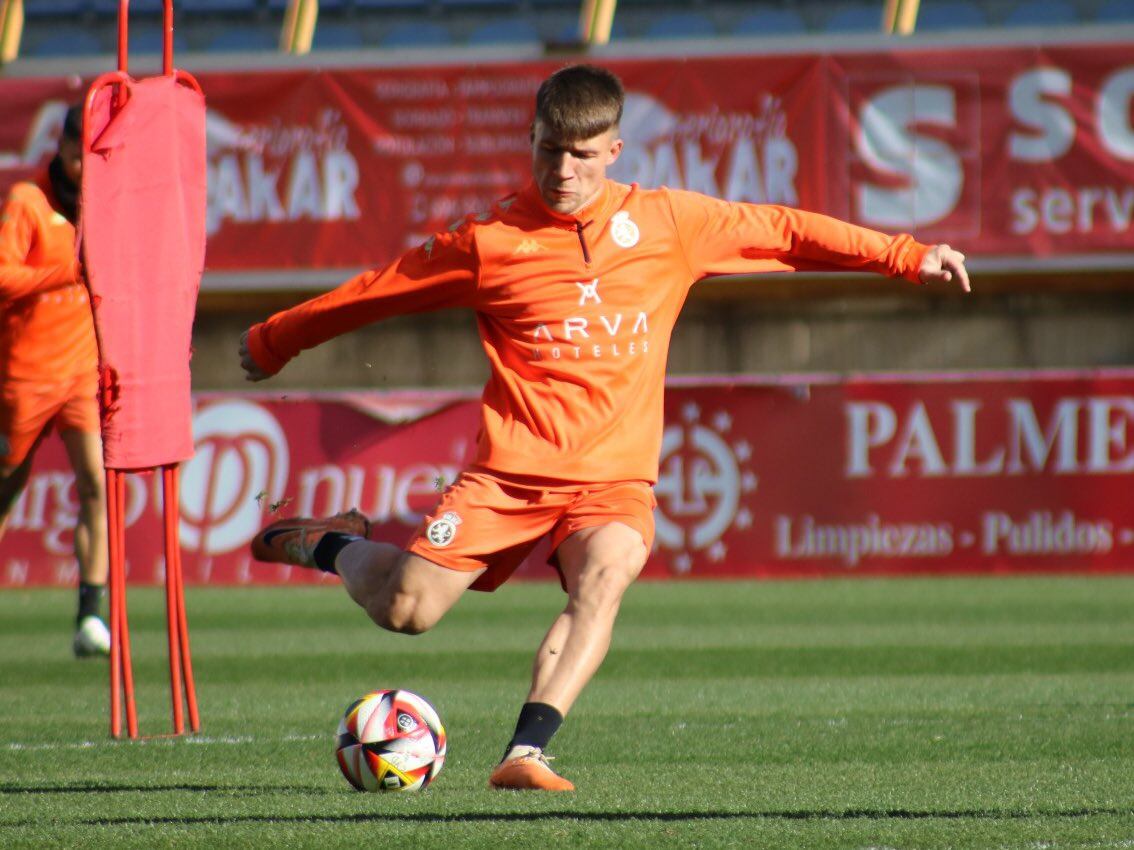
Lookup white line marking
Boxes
[6,733,323,752]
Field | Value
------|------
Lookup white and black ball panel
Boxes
[334,689,446,793]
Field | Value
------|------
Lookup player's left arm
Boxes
[665,189,968,289]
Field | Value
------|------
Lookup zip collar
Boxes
[514,180,636,267]
[518,179,632,232]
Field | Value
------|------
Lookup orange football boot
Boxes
[488,747,575,791]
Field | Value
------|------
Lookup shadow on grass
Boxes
[64,807,1132,827]
[0,783,335,796]
[2,784,1130,826]
[3,807,1133,826]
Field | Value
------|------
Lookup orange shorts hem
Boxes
[403,470,655,593]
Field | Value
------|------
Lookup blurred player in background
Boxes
[241,65,970,790]
[0,105,109,658]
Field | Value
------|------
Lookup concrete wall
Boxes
[191,274,1134,391]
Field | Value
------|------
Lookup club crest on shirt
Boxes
[610,211,640,248]
[425,511,462,547]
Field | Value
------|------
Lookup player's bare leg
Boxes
[530,522,646,711]
[61,429,110,657]
[335,546,483,634]
[490,521,647,791]
[252,516,480,634]
[61,430,108,585]
[0,456,35,540]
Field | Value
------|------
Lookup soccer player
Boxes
[241,64,970,790]
[0,105,109,657]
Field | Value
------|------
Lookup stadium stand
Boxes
[915,0,988,30]
[266,0,349,10]
[91,0,166,13]
[468,18,542,44]
[643,11,717,39]
[353,0,432,8]
[9,0,1124,57]
[126,24,192,54]
[438,0,516,7]
[22,0,88,16]
[179,0,261,10]
[823,3,885,32]
[1094,0,1134,22]
[733,8,809,36]
[204,24,280,52]
[22,25,105,57]
[1002,0,1079,26]
[312,20,367,49]
[378,20,452,46]
[550,15,628,43]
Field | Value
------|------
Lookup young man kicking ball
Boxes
[241,64,970,791]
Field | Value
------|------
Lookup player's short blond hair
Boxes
[534,64,624,141]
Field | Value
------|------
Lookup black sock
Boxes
[504,702,564,760]
[312,532,363,574]
[77,582,106,626]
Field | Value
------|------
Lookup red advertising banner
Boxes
[1,42,1132,278]
[828,45,1134,257]
[4,372,1133,588]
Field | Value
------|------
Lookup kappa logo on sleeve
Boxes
[513,238,546,255]
[609,211,640,248]
[425,511,462,547]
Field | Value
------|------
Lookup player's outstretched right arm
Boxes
[239,223,481,381]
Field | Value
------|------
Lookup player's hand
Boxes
[918,244,970,292]
[239,330,270,382]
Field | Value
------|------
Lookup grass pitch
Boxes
[1,576,1133,849]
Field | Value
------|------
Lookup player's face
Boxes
[531,120,623,215]
[57,136,82,186]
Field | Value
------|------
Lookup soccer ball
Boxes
[335,689,447,792]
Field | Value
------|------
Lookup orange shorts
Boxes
[0,374,100,466]
[405,469,656,592]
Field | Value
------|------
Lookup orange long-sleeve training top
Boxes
[247,180,930,484]
[0,175,96,382]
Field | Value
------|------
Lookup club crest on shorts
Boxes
[425,511,462,548]
[610,211,640,248]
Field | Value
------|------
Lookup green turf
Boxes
[2,577,1133,849]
